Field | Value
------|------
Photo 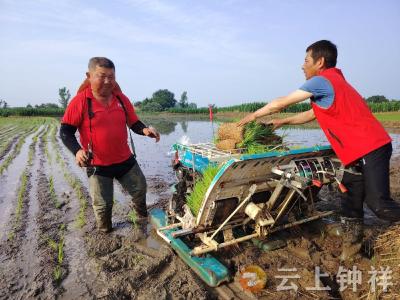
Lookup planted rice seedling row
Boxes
[50,125,88,228]
[6,126,46,240]
[0,126,40,175]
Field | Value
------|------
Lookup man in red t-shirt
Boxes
[239,40,400,261]
[60,57,160,234]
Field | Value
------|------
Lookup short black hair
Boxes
[88,57,115,70]
[306,40,337,68]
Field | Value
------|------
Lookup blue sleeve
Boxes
[299,76,334,108]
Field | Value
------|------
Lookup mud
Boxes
[0,136,18,161]
[1,119,400,300]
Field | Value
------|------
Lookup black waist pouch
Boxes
[87,155,137,179]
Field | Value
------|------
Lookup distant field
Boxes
[374,112,400,121]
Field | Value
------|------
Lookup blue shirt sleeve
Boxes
[299,76,334,108]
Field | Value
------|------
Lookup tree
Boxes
[59,87,71,108]
[179,91,188,108]
[188,102,197,109]
[35,103,59,109]
[141,101,163,112]
[365,95,388,103]
[133,101,142,108]
[0,99,8,109]
[26,104,32,108]
[151,89,176,110]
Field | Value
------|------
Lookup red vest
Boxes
[312,68,391,166]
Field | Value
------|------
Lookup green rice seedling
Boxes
[54,266,62,282]
[47,238,58,251]
[58,235,64,265]
[128,210,137,225]
[237,121,281,154]
[186,165,220,216]
[15,170,28,225]
[49,176,61,209]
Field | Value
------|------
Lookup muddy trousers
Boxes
[89,163,147,231]
[341,142,400,222]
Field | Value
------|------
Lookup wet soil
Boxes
[0,120,399,300]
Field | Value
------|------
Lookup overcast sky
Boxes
[1,0,399,107]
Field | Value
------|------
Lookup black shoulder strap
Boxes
[87,97,94,134]
[116,95,128,125]
[116,95,136,158]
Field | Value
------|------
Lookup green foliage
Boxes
[0,99,8,108]
[35,103,59,109]
[187,165,220,216]
[367,101,400,112]
[141,89,177,111]
[178,91,188,108]
[168,107,208,114]
[365,95,388,103]
[0,107,64,117]
[168,100,400,114]
[58,87,71,108]
[141,101,163,112]
[152,89,177,109]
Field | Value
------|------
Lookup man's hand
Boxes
[143,127,160,142]
[267,119,287,130]
[76,149,89,167]
[237,113,256,127]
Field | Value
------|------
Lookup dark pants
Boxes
[341,143,400,222]
[89,162,148,227]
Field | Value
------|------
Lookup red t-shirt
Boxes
[62,87,139,166]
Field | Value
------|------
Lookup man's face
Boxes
[87,66,116,98]
[302,50,322,80]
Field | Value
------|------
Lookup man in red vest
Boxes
[238,40,400,261]
[60,57,160,235]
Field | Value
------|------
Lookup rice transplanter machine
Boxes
[150,142,345,286]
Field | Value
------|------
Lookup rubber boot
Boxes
[340,217,363,262]
[133,216,148,240]
[95,209,113,233]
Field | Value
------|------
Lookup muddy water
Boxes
[20,132,43,285]
[0,129,38,239]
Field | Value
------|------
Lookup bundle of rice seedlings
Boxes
[216,139,237,151]
[186,165,220,216]
[237,121,282,153]
[217,123,244,143]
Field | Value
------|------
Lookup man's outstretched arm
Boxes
[269,109,316,130]
[238,90,313,126]
[130,120,160,142]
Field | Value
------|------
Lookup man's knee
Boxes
[89,175,113,207]
[122,165,147,194]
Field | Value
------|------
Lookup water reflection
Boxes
[142,118,177,135]
[180,120,188,133]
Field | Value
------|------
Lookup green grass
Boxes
[187,165,220,216]
[374,112,400,122]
